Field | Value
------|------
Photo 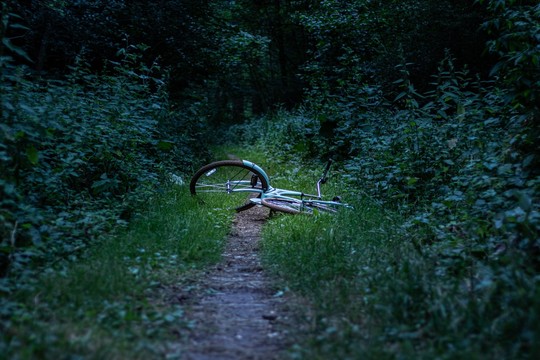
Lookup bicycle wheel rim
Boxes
[307,202,340,214]
[190,160,269,212]
[261,198,306,214]
[262,198,341,215]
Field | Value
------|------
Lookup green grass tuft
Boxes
[2,184,233,359]
[260,157,539,359]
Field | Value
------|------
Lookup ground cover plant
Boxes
[242,113,539,358]
[1,0,538,358]
[0,38,212,355]
[0,43,207,281]
[1,184,233,358]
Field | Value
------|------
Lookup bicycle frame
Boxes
[234,160,350,210]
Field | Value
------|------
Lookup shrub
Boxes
[247,51,539,358]
[0,46,205,281]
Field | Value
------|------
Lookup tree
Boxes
[478,0,540,170]
[8,0,216,94]
[297,0,494,97]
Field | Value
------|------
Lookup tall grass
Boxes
[260,161,538,359]
[261,194,406,359]
[2,184,233,359]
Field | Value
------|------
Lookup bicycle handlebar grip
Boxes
[321,159,333,183]
[323,159,333,174]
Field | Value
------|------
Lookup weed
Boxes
[1,185,232,358]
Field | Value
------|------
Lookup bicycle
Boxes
[189,159,352,214]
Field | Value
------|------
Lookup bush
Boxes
[241,51,539,358]
[0,46,205,281]
[223,107,323,160]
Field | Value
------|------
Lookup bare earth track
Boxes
[180,206,290,360]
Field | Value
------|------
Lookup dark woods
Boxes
[6,0,501,117]
[1,0,539,357]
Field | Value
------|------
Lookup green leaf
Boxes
[394,91,408,102]
[2,38,33,63]
[157,140,174,151]
[406,177,418,186]
[26,145,39,165]
[9,24,31,31]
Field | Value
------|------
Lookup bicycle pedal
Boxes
[332,196,342,202]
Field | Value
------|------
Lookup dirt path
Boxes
[180,205,289,360]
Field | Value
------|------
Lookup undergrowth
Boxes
[0,41,218,358]
[1,44,210,313]
[0,184,232,359]
[230,52,539,358]
[260,159,539,359]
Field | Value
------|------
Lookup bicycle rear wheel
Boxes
[261,198,341,215]
[190,160,269,212]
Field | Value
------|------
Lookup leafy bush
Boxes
[339,54,539,260]
[258,93,540,358]
[0,45,206,282]
[236,49,539,358]
[479,0,540,112]
[223,108,322,159]
[263,194,540,359]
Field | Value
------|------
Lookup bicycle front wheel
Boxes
[261,198,341,215]
[190,160,269,212]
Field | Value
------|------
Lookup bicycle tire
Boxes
[190,160,269,212]
[261,197,341,215]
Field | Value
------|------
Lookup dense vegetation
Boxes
[1,0,539,358]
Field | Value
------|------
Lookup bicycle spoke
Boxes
[262,197,343,215]
[191,159,350,214]
[190,160,269,212]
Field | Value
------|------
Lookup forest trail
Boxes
[178,205,290,359]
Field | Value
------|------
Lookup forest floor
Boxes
[170,205,293,359]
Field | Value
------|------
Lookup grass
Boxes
[4,147,535,359]
[1,184,234,359]
[261,189,405,359]
[260,159,540,359]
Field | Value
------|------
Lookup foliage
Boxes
[223,108,321,160]
[263,198,540,359]
[207,27,272,123]
[7,0,215,92]
[479,0,540,109]
[260,152,539,359]
[207,1,539,355]
[0,7,214,357]
[0,45,206,283]
[228,45,539,358]
[297,0,492,95]
[478,0,540,170]
[4,0,496,118]
[1,0,539,358]
[226,1,539,354]
[1,185,233,358]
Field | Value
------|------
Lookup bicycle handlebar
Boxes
[320,159,333,184]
